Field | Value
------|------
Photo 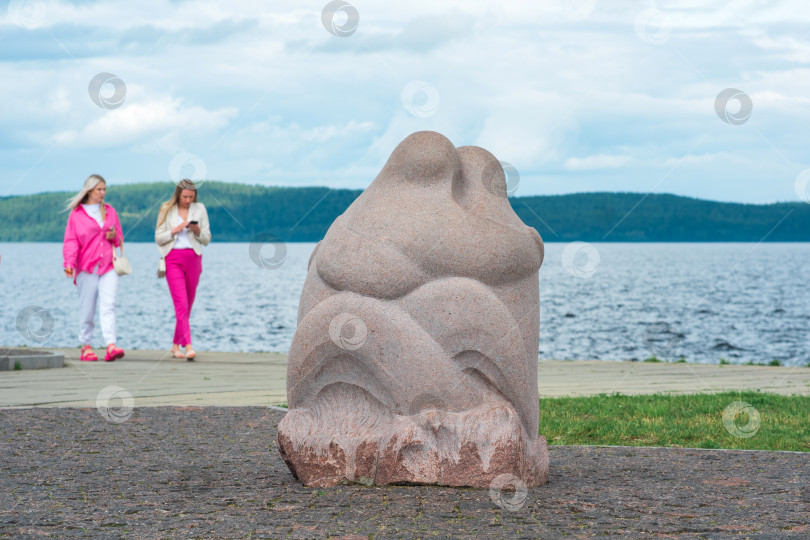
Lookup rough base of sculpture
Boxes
[278,130,548,488]
[278,384,548,487]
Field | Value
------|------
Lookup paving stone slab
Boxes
[1,407,807,538]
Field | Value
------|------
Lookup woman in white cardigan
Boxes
[155,179,211,360]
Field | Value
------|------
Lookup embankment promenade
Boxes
[2,348,808,408]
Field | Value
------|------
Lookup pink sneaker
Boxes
[104,344,125,362]
[80,345,98,362]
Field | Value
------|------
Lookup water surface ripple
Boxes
[1,242,807,367]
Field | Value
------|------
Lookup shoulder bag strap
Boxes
[111,240,124,260]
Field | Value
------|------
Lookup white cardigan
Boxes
[155,202,211,258]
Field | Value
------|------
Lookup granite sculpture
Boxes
[277,131,547,488]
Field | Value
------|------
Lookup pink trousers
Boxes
[165,249,202,346]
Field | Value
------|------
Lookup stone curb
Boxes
[0,350,64,371]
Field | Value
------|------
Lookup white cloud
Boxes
[300,120,376,142]
[661,152,742,168]
[750,33,810,64]
[564,154,633,171]
[52,94,237,149]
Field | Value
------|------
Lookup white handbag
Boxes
[157,257,166,278]
[112,244,132,276]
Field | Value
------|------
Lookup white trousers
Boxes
[76,268,119,346]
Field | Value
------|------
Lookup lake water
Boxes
[1,242,808,367]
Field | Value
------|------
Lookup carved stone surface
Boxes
[278,131,547,488]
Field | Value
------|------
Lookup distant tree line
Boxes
[1,181,808,242]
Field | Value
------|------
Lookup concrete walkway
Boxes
[1,347,808,408]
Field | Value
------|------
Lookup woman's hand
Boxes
[105,227,116,241]
[187,223,201,236]
[64,267,75,278]
[171,221,187,236]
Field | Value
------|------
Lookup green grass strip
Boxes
[539,391,810,452]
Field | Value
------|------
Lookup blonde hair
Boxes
[156,179,198,227]
[65,174,106,214]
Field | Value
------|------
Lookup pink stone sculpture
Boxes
[277,131,548,488]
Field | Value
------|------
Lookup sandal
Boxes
[80,345,98,362]
[185,348,196,361]
[170,348,185,359]
[104,344,125,362]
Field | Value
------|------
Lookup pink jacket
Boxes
[63,204,123,284]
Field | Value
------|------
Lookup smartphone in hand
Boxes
[188,220,199,225]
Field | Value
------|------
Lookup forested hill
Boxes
[1,181,808,242]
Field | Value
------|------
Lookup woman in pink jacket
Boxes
[63,174,125,362]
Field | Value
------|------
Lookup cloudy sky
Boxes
[1,0,808,203]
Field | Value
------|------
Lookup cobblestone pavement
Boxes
[1,407,807,538]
